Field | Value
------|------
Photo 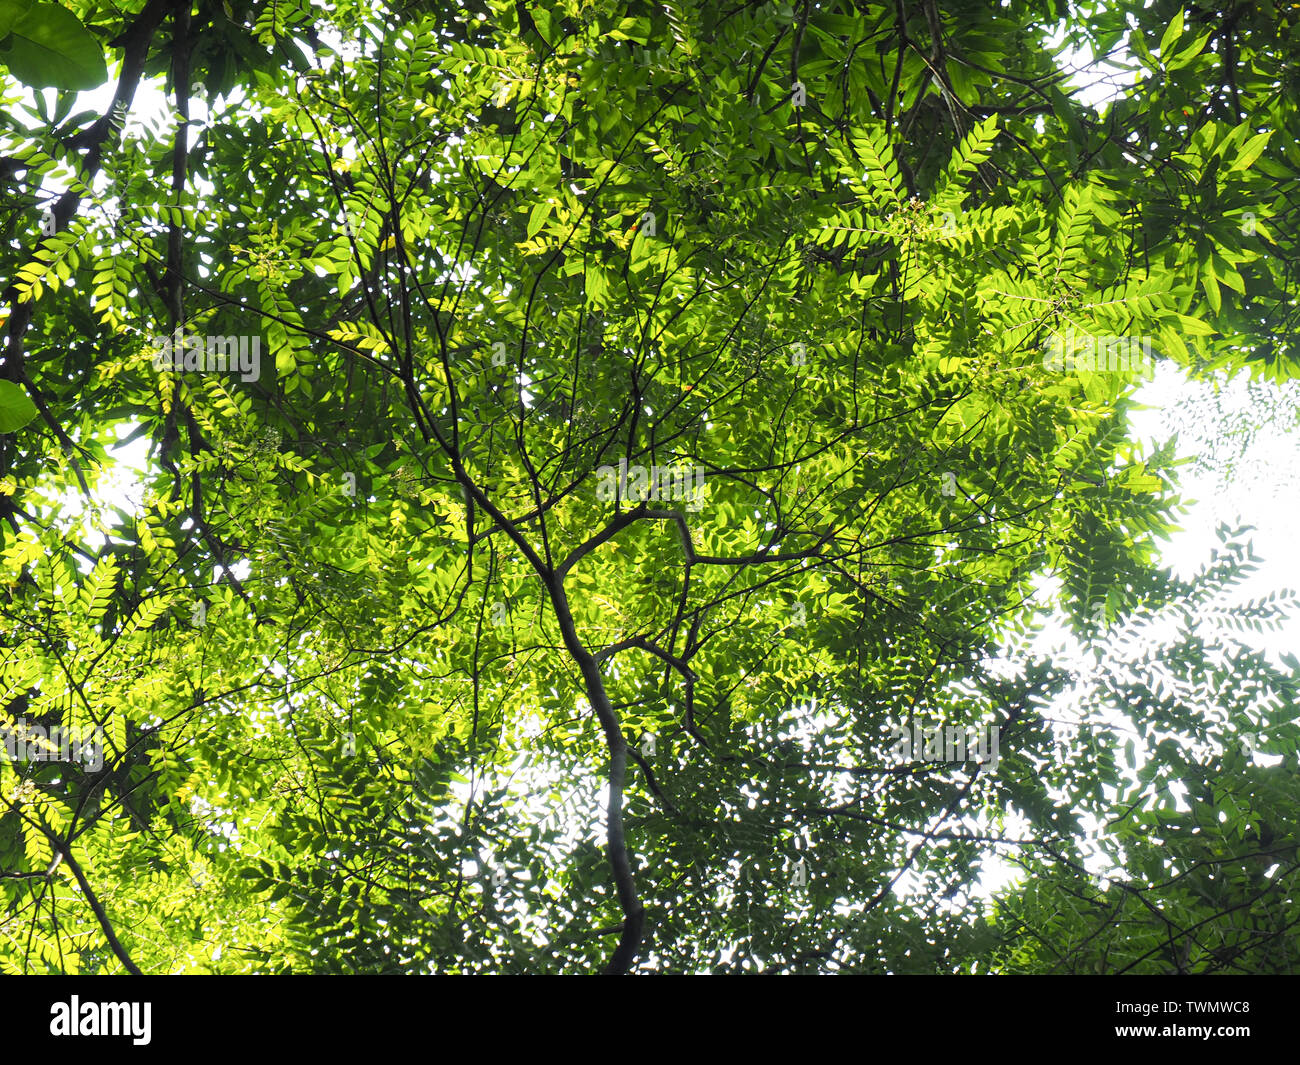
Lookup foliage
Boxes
[0,0,1296,973]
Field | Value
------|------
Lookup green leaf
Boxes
[0,0,32,38]
[1201,260,1221,314]
[1167,30,1212,71]
[1171,313,1215,337]
[1130,26,1156,70]
[0,380,38,432]
[2,3,107,90]
[525,200,550,240]
[1229,130,1272,174]
[1049,86,1084,147]
[1158,9,1184,59]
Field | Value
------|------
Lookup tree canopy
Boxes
[0,0,1297,974]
